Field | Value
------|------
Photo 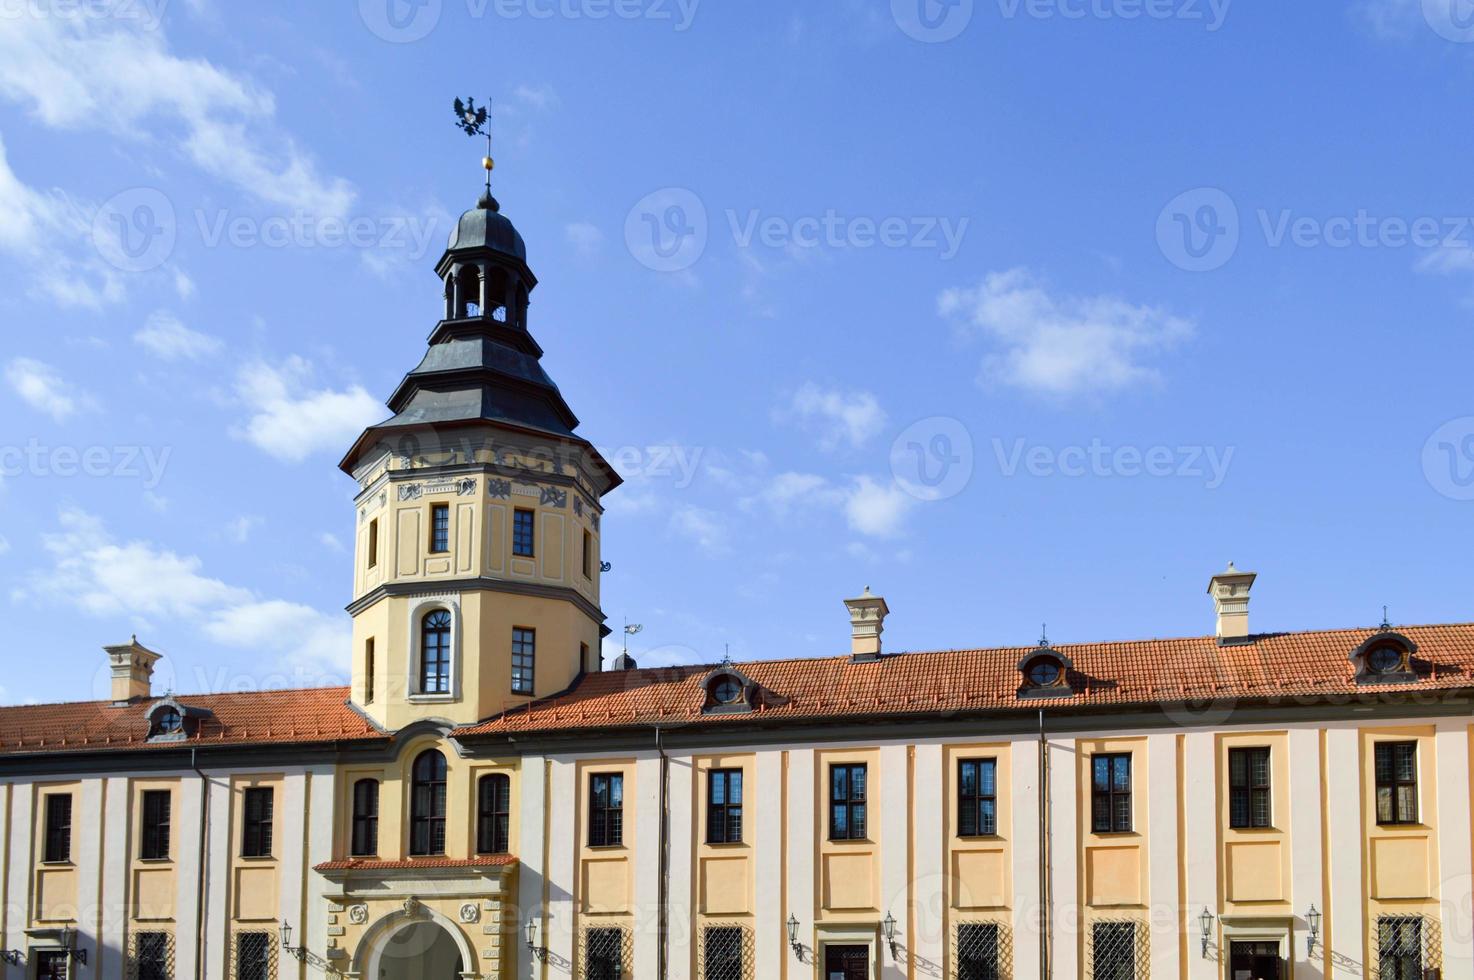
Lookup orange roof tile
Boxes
[453,623,1474,738]
[0,687,382,757]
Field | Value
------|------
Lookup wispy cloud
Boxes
[5,357,92,421]
[134,310,223,361]
[566,221,604,256]
[777,383,888,450]
[669,505,732,555]
[938,267,1193,398]
[233,357,383,463]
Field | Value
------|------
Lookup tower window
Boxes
[477,774,511,855]
[241,788,274,858]
[1091,754,1133,834]
[513,508,536,557]
[351,779,379,857]
[430,504,450,554]
[589,773,624,847]
[364,638,376,704]
[367,518,379,569]
[140,789,172,861]
[582,530,593,578]
[958,758,998,838]
[44,793,73,863]
[410,750,448,856]
[1229,747,1272,829]
[512,627,536,696]
[420,610,453,694]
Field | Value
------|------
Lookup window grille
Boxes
[1088,920,1148,980]
[700,924,752,980]
[233,931,276,980]
[1376,915,1442,980]
[129,931,174,980]
[582,926,629,980]
[953,921,1012,980]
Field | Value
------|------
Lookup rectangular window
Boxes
[1228,747,1272,829]
[511,627,536,696]
[583,529,593,578]
[513,508,536,557]
[367,518,378,569]
[581,642,592,672]
[958,759,998,838]
[364,638,376,705]
[351,780,379,857]
[429,504,450,553]
[235,931,273,980]
[43,793,73,863]
[956,923,1002,980]
[1091,921,1137,980]
[1375,742,1419,825]
[829,763,868,841]
[1377,916,1423,980]
[589,773,624,847]
[585,928,624,980]
[707,769,744,844]
[477,775,511,855]
[1091,754,1133,834]
[133,932,172,980]
[241,788,274,858]
[702,926,743,980]
[141,789,172,861]
[35,951,69,980]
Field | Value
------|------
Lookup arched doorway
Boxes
[378,920,463,980]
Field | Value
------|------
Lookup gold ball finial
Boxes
[483,156,495,172]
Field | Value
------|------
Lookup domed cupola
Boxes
[447,191,527,262]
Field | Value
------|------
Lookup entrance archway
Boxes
[379,920,463,980]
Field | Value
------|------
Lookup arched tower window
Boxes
[420,610,453,694]
[410,750,448,856]
[477,774,511,855]
[351,779,379,857]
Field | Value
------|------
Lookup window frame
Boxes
[350,779,380,858]
[1228,746,1273,830]
[828,763,869,842]
[429,503,450,554]
[588,772,625,848]
[367,517,379,569]
[1090,753,1133,835]
[511,627,536,696]
[956,922,1002,980]
[132,931,171,980]
[43,793,73,864]
[958,758,999,838]
[140,789,173,861]
[582,529,593,579]
[585,927,625,980]
[477,773,512,855]
[419,609,453,695]
[241,787,274,859]
[234,930,274,980]
[410,750,449,857]
[1090,921,1137,980]
[513,508,536,558]
[1375,741,1420,826]
[702,925,744,980]
[364,637,376,705]
[1376,915,1423,980]
[706,768,744,845]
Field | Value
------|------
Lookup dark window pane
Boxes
[513,509,536,557]
[957,923,1001,980]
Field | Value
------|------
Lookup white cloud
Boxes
[1418,246,1474,276]
[938,268,1192,398]
[0,11,354,216]
[0,535,10,556]
[234,357,383,463]
[134,310,222,361]
[225,516,261,544]
[143,491,170,514]
[1351,0,1421,38]
[778,383,887,450]
[743,471,843,515]
[742,470,914,538]
[513,83,560,111]
[319,532,345,552]
[843,476,914,538]
[5,357,91,421]
[669,506,732,555]
[566,221,604,256]
[172,268,195,300]
[203,599,349,675]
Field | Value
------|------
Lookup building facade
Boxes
[1,184,1471,980]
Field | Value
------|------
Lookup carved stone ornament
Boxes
[403,897,426,919]
[348,905,369,925]
[399,484,424,502]
[540,487,568,508]
[574,497,584,516]
[457,478,478,496]
[459,903,481,924]
[488,479,512,499]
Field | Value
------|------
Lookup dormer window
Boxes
[145,697,208,742]
[1018,646,1073,700]
[702,667,756,715]
[1350,631,1419,685]
[155,708,183,736]
[1026,658,1062,688]
[711,676,743,705]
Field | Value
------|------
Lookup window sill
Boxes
[137,857,174,865]
[826,837,872,846]
[586,844,626,852]
[408,693,458,704]
[238,854,276,862]
[956,834,1002,842]
[704,840,747,849]
[39,861,74,868]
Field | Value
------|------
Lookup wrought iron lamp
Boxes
[1198,907,1215,959]
[1306,905,1322,957]
[883,911,899,958]
[278,920,304,961]
[525,919,546,961]
[787,914,804,962]
[58,925,87,966]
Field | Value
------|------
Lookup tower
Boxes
[339,176,620,731]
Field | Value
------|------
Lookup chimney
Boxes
[104,636,162,704]
[844,587,890,662]
[1207,563,1257,644]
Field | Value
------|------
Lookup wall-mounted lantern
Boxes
[525,919,547,961]
[1306,905,1322,957]
[787,914,804,962]
[58,926,87,967]
[882,911,899,958]
[1198,907,1215,959]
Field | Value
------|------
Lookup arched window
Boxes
[477,774,511,855]
[420,610,453,694]
[351,779,379,857]
[410,751,448,857]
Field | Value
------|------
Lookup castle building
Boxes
[1,181,1471,980]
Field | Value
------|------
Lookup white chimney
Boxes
[844,587,890,662]
[104,636,162,704]
[1207,563,1257,644]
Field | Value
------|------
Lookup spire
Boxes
[454,96,499,212]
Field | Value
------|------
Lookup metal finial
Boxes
[1039,623,1050,648]
[721,644,733,669]
[1381,605,1391,631]
[452,96,498,211]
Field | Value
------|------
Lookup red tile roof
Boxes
[314,857,517,872]
[453,623,1474,737]
[0,687,382,757]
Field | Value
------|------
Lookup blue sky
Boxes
[2,0,1474,705]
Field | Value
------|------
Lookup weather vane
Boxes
[453,96,495,206]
